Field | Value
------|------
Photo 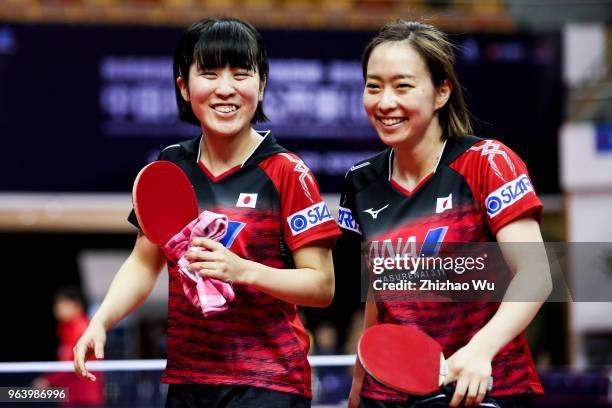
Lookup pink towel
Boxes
[163,211,235,317]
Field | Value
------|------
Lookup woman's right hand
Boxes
[73,321,106,381]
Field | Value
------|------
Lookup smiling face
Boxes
[177,64,264,139]
[173,18,270,127]
[363,41,450,148]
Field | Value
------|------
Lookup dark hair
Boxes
[362,20,471,139]
[54,285,85,307]
[173,17,269,125]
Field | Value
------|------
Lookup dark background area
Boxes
[0,23,562,194]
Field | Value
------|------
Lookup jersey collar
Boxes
[388,140,447,182]
[193,130,281,168]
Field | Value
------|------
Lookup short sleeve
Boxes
[458,139,543,235]
[260,152,341,252]
[337,169,363,240]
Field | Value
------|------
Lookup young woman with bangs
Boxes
[74,18,340,407]
[339,20,550,408]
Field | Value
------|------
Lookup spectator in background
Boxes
[343,309,364,357]
[312,322,350,404]
[33,286,104,406]
[313,322,340,355]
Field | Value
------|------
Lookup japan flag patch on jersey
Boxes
[436,193,453,214]
[236,193,258,208]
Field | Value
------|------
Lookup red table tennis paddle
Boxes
[359,323,447,395]
[133,160,199,245]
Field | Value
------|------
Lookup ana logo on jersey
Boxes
[436,194,453,214]
[338,206,361,234]
[219,221,246,248]
[363,204,390,219]
[485,174,534,218]
[368,226,448,259]
[236,193,257,208]
[287,202,333,236]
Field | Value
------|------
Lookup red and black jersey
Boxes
[338,136,543,401]
[129,131,340,398]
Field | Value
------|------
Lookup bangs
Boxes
[193,22,259,72]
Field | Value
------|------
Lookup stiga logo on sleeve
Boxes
[287,202,333,236]
[485,174,534,218]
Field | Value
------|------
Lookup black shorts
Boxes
[165,384,311,408]
[359,386,533,408]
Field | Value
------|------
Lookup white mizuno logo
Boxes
[363,204,389,219]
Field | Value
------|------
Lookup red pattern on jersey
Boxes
[259,152,340,251]
[162,149,340,397]
[450,139,543,235]
[163,206,312,395]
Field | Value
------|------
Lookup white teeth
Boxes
[380,118,403,126]
[214,105,237,113]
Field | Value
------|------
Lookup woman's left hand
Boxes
[186,238,251,285]
[444,343,493,407]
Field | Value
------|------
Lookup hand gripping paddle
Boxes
[358,324,448,395]
[133,161,199,245]
[359,324,494,395]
